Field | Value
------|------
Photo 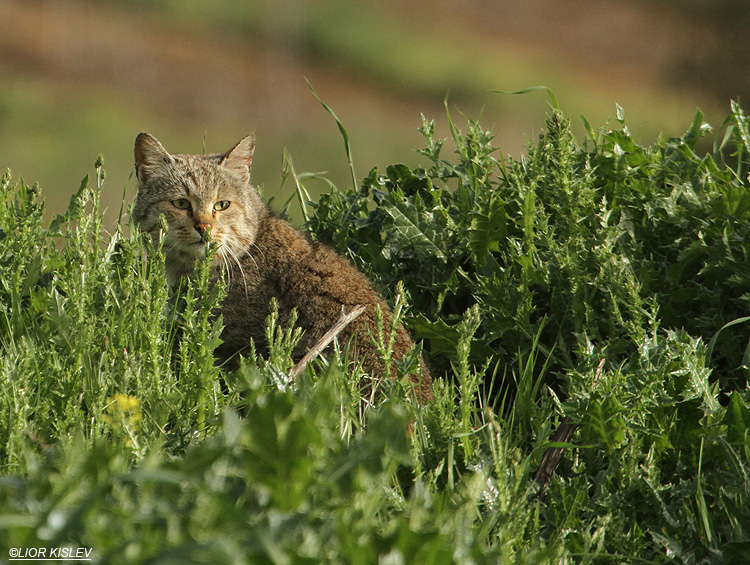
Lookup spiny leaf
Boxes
[381,197,446,261]
[468,193,507,264]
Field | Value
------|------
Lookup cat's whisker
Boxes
[229,231,266,264]
[243,248,260,279]
[224,233,258,277]
[223,240,250,299]
[163,240,180,258]
[250,243,267,263]
[236,238,262,277]
[218,247,233,290]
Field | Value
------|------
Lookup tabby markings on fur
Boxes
[132,133,432,400]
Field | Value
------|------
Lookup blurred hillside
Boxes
[0,0,743,224]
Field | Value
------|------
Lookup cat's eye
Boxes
[214,200,231,211]
[172,198,191,210]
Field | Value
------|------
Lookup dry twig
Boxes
[533,358,605,498]
[290,304,367,379]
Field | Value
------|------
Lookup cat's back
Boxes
[237,214,385,309]
[220,212,432,400]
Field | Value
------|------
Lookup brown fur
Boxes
[132,133,432,400]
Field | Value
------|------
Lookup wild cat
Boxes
[131,133,432,400]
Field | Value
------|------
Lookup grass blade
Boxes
[306,78,357,190]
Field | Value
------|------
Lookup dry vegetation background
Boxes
[0,0,746,222]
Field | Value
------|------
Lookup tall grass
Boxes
[1,103,750,562]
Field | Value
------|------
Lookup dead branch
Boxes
[533,358,605,499]
[290,304,367,379]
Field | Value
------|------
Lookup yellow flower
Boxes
[102,394,142,448]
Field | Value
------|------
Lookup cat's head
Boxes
[132,133,265,284]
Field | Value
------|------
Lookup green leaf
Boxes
[381,197,446,261]
[409,314,460,359]
[492,85,559,110]
[468,193,507,264]
[409,314,493,365]
[723,392,750,445]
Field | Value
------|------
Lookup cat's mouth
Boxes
[182,236,222,257]
[171,238,208,259]
[164,232,224,262]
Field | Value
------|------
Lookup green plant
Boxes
[0,160,227,468]
[3,101,750,562]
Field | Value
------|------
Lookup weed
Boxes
[3,103,750,562]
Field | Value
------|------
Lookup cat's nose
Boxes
[194,222,212,238]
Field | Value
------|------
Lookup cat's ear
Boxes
[134,132,173,184]
[220,134,255,182]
